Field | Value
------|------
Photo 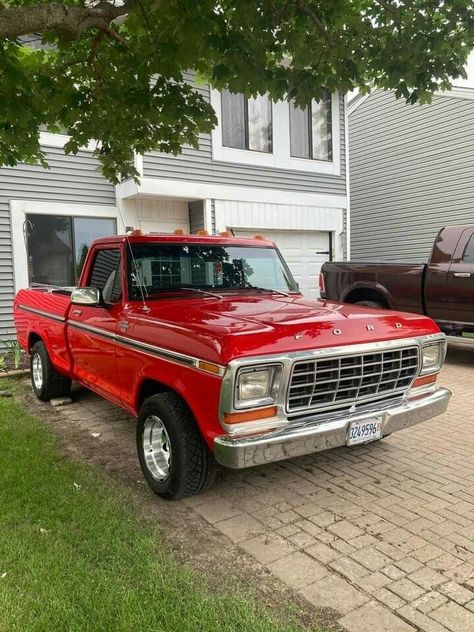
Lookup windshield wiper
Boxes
[151,285,223,300]
[244,285,290,297]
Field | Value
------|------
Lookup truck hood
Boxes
[129,294,440,364]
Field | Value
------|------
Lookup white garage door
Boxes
[232,229,331,298]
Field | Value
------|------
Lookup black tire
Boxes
[136,393,216,500]
[355,300,385,309]
[30,341,71,402]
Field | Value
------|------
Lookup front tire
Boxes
[30,341,71,402]
[136,393,216,500]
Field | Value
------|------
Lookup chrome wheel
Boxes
[32,353,43,390]
[142,415,171,481]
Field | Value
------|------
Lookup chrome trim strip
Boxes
[66,320,225,375]
[115,334,196,367]
[68,320,116,340]
[17,304,65,323]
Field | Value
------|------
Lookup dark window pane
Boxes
[311,90,332,161]
[26,215,73,286]
[74,217,116,281]
[248,95,272,152]
[290,102,310,158]
[89,249,122,303]
[221,90,246,149]
[463,235,474,263]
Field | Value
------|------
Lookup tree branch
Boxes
[373,0,401,18]
[295,1,334,45]
[0,2,132,40]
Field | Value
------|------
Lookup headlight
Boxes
[421,343,443,374]
[235,365,282,409]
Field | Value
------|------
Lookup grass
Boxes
[0,379,317,632]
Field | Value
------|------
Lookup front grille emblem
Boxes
[366,324,375,331]
[333,328,342,336]
[395,323,403,329]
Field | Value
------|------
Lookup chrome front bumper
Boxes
[213,387,451,469]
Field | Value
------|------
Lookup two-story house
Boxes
[1,75,348,339]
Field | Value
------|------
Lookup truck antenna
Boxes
[116,202,150,313]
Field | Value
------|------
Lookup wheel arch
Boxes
[343,284,391,308]
[136,378,188,414]
[28,331,43,352]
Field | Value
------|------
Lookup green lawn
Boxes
[0,379,318,632]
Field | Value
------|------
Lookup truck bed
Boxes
[321,261,427,315]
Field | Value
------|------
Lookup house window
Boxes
[26,215,116,286]
[221,90,272,153]
[289,91,333,161]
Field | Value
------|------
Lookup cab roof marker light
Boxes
[174,228,185,235]
[219,231,232,237]
[196,229,209,236]
[254,234,265,240]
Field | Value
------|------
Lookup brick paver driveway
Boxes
[56,344,473,632]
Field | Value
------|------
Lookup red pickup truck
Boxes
[321,225,474,336]
[14,232,451,499]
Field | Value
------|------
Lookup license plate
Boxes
[347,417,383,446]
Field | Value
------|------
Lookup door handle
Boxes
[452,272,471,278]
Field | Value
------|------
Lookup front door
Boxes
[444,228,474,325]
[67,247,124,403]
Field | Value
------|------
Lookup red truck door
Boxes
[444,227,474,325]
[67,247,124,403]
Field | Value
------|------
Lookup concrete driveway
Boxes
[54,344,474,632]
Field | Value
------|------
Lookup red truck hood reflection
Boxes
[129,294,440,365]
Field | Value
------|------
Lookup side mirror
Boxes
[71,287,103,307]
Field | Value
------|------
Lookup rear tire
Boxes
[355,300,385,309]
[30,341,71,402]
[136,393,216,500]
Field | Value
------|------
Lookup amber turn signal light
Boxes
[223,406,277,425]
[413,373,437,388]
[197,360,222,375]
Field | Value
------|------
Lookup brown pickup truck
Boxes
[321,225,474,336]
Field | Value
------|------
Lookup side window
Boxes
[89,249,122,303]
[463,235,474,263]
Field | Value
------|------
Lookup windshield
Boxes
[128,243,299,299]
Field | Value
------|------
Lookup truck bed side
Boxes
[322,261,426,314]
[14,287,73,376]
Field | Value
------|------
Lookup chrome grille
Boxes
[287,346,419,413]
